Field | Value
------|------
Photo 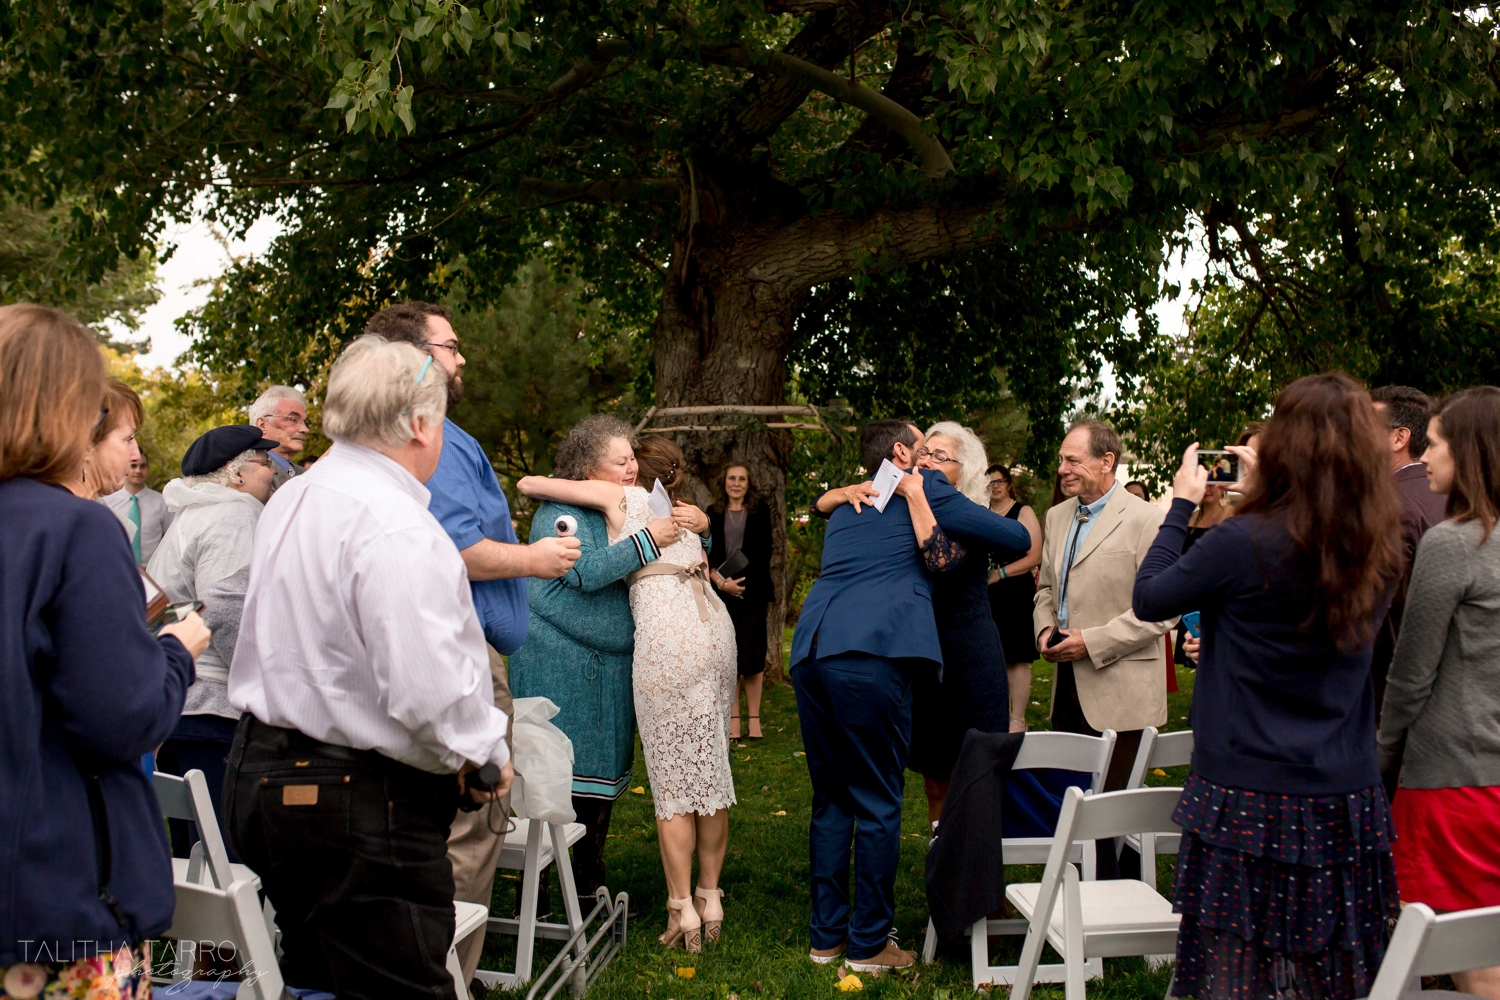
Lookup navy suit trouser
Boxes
[792,651,916,961]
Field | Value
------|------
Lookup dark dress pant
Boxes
[224,715,460,1000]
[793,651,915,961]
[1051,662,1143,879]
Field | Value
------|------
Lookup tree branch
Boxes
[518,176,679,204]
[703,44,954,178]
[737,196,1059,290]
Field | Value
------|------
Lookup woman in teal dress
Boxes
[509,415,676,895]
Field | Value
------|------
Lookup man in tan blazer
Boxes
[1034,420,1177,809]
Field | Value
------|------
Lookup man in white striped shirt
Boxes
[226,335,512,999]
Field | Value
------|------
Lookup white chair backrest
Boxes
[1011,730,1118,794]
[1062,787,1183,846]
[164,877,284,1000]
[154,769,234,889]
[1125,727,1194,790]
[1367,902,1500,1000]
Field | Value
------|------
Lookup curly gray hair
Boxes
[553,414,637,481]
[183,448,264,489]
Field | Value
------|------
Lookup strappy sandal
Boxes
[694,887,724,944]
[659,896,702,953]
[747,715,763,740]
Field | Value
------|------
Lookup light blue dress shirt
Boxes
[1057,480,1118,629]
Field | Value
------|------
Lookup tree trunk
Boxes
[651,164,809,683]
[649,162,1013,680]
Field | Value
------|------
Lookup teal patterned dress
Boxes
[509,501,657,800]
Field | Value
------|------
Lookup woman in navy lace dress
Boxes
[1133,374,1404,1000]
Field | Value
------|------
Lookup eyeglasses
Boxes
[421,341,461,356]
[916,448,960,465]
[269,411,309,428]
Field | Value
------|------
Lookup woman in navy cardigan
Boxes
[0,305,208,990]
[1133,374,1404,1000]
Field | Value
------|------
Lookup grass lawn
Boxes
[479,649,1197,999]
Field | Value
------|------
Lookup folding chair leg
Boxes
[514,819,545,983]
[922,919,937,964]
[446,944,469,999]
[1163,963,1177,1000]
[972,918,992,989]
[551,821,586,967]
[1063,863,1088,1000]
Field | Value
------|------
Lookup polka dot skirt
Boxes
[1170,774,1400,1000]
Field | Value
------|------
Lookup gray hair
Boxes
[554,414,636,481]
[183,448,262,489]
[322,335,447,448]
[248,385,307,425]
[925,421,992,505]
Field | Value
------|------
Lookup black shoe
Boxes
[469,978,489,1000]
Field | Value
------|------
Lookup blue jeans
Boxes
[792,652,915,961]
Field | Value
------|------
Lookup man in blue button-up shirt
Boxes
[364,300,582,987]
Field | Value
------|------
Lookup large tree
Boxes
[4,0,1496,653]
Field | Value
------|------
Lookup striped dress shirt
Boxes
[229,441,509,774]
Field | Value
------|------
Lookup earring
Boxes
[236,476,244,485]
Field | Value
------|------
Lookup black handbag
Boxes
[717,549,750,578]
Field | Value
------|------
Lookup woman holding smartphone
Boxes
[1134,375,1403,1000]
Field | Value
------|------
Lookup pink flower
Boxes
[2,964,49,999]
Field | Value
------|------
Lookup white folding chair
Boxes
[471,817,589,992]
[922,729,1118,989]
[155,768,279,950]
[1008,786,1183,1000]
[161,877,285,1000]
[1365,902,1500,1000]
[154,769,260,890]
[1123,728,1194,892]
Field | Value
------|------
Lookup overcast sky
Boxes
[129,212,283,369]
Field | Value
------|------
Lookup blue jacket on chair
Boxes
[790,468,1031,670]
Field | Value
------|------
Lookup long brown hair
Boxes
[634,435,685,498]
[0,304,106,483]
[1236,374,1403,650]
[1433,386,1500,542]
[713,462,760,513]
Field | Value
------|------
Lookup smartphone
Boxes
[1181,611,1202,638]
[150,599,204,632]
[1198,449,1239,483]
[1045,626,1069,648]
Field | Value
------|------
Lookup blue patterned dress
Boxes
[508,501,652,800]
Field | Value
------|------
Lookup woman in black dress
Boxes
[708,464,775,740]
[983,464,1043,731]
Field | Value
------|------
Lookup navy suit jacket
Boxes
[790,468,1031,670]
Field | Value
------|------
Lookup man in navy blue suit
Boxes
[790,419,1031,972]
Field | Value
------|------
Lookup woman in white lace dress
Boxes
[517,436,737,954]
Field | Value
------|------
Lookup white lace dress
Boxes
[618,486,738,819]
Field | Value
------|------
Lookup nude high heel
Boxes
[694,887,724,944]
[659,896,702,953]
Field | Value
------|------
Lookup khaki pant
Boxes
[449,645,514,992]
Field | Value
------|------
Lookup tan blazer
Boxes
[1033,484,1176,732]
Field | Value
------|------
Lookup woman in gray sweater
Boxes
[1379,385,1500,1000]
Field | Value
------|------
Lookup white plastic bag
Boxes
[508,697,577,825]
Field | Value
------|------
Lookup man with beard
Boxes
[363,301,582,991]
